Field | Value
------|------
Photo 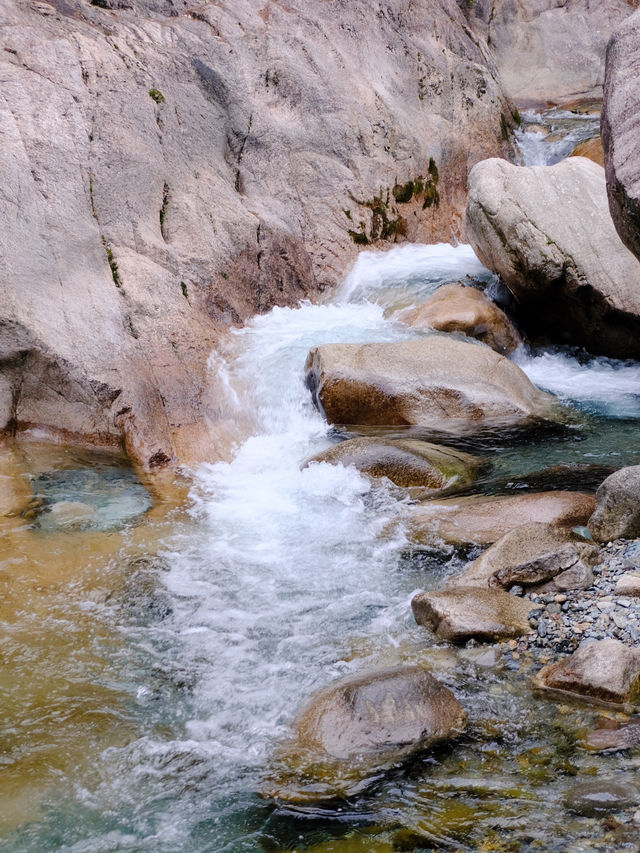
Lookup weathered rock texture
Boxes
[466,157,640,359]
[462,0,639,105]
[588,465,640,542]
[453,522,599,589]
[0,0,514,468]
[404,491,595,547]
[305,437,482,489]
[602,7,640,264]
[412,587,534,642]
[262,665,466,802]
[399,283,522,355]
[305,336,561,434]
[535,638,640,706]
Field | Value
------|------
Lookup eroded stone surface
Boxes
[453,523,599,589]
[411,587,534,642]
[0,0,514,467]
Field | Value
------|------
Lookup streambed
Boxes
[2,111,640,852]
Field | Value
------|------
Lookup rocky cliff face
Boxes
[602,7,640,264]
[0,0,514,468]
[462,0,639,105]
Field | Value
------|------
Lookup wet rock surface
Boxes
[305,337,562,435]
[534,638,640,706]
[564,779,640,816]
[453,522,600,589]
[412,587,534,643]
[399,282,522,355]
[262,666,466,803]
[404,491,595,547]
[304,437,482,490]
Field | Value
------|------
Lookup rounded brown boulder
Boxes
[262,666,466,803]
[304,436,483,489]
[399,283,522,355]
[305,336,562,434]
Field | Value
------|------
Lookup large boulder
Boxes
[399,283,522,355]
[0,0,514,467]
[465,157,640,359]
[602,8,640,264]
[262,666,466,803]
[305,336,562,435]
[535,638,640,707]
[588,465,640,542]
[412,587,534,642]
[463,0,638,105]
[305,437,483,489]
[452,522,599,589]
[403,492,595,548]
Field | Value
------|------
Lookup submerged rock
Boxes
[304,437,483,489]
[411,587,534,642]
[589,465,640,542]
[399,283,522,355]
[403,492,595,548]
[585,716,640,752]
[452,523,599,589]
[262,666,466,803]
[602,8,640,264]
[534,638,640,706]
[305,337,562,435]
[465,156,640,359]
[564,779,639,816]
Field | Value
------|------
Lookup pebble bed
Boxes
[511,540,640,662]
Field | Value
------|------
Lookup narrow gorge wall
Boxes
[0,0,515,468]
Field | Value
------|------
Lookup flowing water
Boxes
[3,111,640,852]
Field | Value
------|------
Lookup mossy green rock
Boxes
[305,437,483,489]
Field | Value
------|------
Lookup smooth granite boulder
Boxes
[305,336,562,435]
[535,639,640,707]
[411,587,534,643]
[589,465,640,542]
[466,157,640,358]
[399,283,522,355]
[262,666,466,803]
[602,8,640,264]
[305,437,483,489]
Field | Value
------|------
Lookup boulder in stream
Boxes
[602,8,640,265]
[534,638,640,707]
[451,522,599,589]
[465,156,640,359]
[398,283,522,355]
[588,465,640,542]
[564,779,640,816]
[262,665,466,803]
[403,492,595,548]
[305,336,562,435]
[304,437,483,489]
[411,587,534,643]
[585,716,640,752]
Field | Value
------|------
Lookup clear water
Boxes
[3,240,640,852]
[514,106,601,167]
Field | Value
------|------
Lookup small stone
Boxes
[615,574,640,597]
[555,594,568,603]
